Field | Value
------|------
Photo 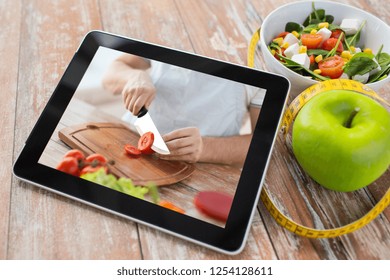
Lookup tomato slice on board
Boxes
[124,144,142,157]
[56,157,80,176]
[322,38,344,53]
[318,55,345,79]
[301,33,323,49]
[138,132,154,154]
[194,191,233,222]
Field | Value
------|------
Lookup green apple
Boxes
[292,89,390,192]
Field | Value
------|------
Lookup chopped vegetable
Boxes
[301,33,323,49]
[84,153,108,166]
[138,131,154,154]
[159,201,185,214]
[56,157,80,176]
[80,165,108,176]
[124,144,142,157]
[267,2,390,83]
[322,38,344,53]
[318,55,345,79]
[64,149,85,161]
[194,191,233,222]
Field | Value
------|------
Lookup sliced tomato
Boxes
[194,191,233,222]
[124,144,142,157]
[56,157,80,176]
[138,132,154,154]
[322,38,344,53]
[330,29,344,41]
[159,200,185,214]
[275,31,289,39]
[309,54,315,64]
[64,149,85,161]
[80,166,108,176]
[301,33,323,49]
[318,55,345,79]
[85,153,108,166]
[274,48,286,61]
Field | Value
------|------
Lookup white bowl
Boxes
[260,0,390,96]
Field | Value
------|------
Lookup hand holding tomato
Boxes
[160,127,203,163]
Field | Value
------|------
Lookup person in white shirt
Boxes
[102,54,265,166]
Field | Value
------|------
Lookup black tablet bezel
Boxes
[13,31,289,254]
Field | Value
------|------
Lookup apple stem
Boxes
[344,107,360,128]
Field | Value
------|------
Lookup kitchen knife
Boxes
[134,107,170,155]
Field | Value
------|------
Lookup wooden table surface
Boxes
[2,0,390,259]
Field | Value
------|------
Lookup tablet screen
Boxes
[38,46,266,228]
[15,31,289,253]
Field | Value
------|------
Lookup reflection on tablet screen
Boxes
[38,46,266,228]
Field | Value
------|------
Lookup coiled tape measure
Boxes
[248,28,390,238]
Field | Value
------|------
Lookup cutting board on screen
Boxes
[58,122,195,186]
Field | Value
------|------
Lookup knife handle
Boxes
[138,106,148,118]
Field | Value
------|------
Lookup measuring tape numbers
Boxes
[248,28,390,238]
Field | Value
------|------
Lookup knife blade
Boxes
[134,107,170,155]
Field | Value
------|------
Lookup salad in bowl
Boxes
[259,1,390,94]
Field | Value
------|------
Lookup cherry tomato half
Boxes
[275,31,289,39]
[85,153,108,166]
[273,48,286,61]
[318,55,345,79]
[124,144,142,157]
[138,132,154,154]
[64,149,85,161]
[56,157,80,176]
[322,38,344,53]
[330,29,344,41]
[80,165,108,176]
[301,33,323,49]
[309,54,315,64]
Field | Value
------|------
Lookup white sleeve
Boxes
[245,85,266,108]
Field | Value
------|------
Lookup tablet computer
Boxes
[13,31,289,255]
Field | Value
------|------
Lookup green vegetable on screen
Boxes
[80,168,149,199]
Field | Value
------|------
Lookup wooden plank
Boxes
[10,0,143,259]
[99,0,194,51]
[0,0,21,259]
[138,212,278,259]
[174,0,263,64]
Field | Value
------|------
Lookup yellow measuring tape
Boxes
[248,28,390,238]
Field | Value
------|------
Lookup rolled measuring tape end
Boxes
[248,29,390,238]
